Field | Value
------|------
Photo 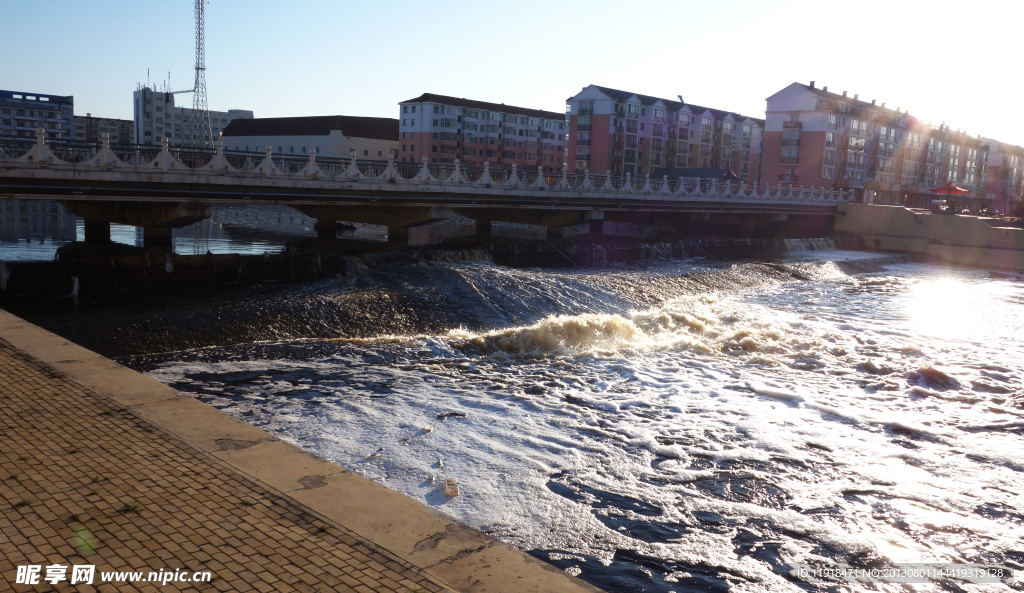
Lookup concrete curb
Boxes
[0,309,603,593]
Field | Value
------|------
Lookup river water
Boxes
[118,252,1024,592]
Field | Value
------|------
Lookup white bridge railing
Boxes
[0,130,853,204]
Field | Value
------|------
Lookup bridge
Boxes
[0,130,853,247]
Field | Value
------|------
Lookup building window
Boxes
[378,151,382,157]
[402,132,406,139]
[403,106,408,113]
[402,145,406,151]
[410,145,415,151]
[432,146,437,152]
[364,150,369,156]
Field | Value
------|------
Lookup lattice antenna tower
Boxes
[189,0,213,148]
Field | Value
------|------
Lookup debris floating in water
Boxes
[443,478,459,496]
[436,411,467,420]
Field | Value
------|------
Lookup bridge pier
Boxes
[143,228,173,249]
[60,200,212,250]
[83,219,110,245]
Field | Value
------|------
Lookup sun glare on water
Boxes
[905,278,985,340]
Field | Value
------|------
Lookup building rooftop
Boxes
[0,89,74,103]
[222,116,398,140]
[400,93,563,120]
[578,85,762,124]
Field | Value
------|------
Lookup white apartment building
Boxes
[397,93,566,171]
[132,86,253,146]
[221,116,399,159]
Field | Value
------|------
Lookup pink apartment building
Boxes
[564,85,763,183]
[762,82,1023,212]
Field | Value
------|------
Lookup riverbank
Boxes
[0,309,600,593]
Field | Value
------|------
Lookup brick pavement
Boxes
[0,337,454,593]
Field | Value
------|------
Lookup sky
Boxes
[3,0,1023,144]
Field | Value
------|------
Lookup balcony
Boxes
[780,157,799,165]
[575,154,591,161]
[576,139,591,147]
[781,139,800,147]
[577,108,593,116]
[576,123,592,132]
[613,125,624,133]
[612,155,623,163]
[613,141,623,148]
[779,174,798,182]
[783,121,802,129]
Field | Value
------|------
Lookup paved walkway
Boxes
[0,337,452,593]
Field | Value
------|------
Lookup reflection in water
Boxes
[0,199,77,261]
[0,200,317,260]
[172,204,316,255]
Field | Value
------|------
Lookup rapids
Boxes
[121,252,1024,592]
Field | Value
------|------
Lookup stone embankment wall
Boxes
[835,203,1024,271]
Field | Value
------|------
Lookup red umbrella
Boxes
[928,181,969,195]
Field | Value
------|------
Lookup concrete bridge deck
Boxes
[1,132,851,245]
[0,310,600,593]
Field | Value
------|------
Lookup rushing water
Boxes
[123,252,1024,592]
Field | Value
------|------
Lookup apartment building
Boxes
[762,82,1021,211]
[222,116,399,159]
[564,85,763,183]
[73,114,133,143]
[0,90,74,140]
[397,94,565,171]
[132,86,253,147]
[978,138,1024,214]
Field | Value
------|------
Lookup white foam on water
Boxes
[141,260,1024,591]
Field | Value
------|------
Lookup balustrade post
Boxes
[384,154,395,181]
[33,128,47,165]
[307,148,319,178]
[213,141,226,173]
[160,137,171,171]
[418,156,430,182]
[509,163,518,186]
[345,149,361,179]
[453,158,462,183]
[101,133,112,168]
[624,172,631,193]
[535,165,545,189]
[482,161,492,185]
[263,146,273,177]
